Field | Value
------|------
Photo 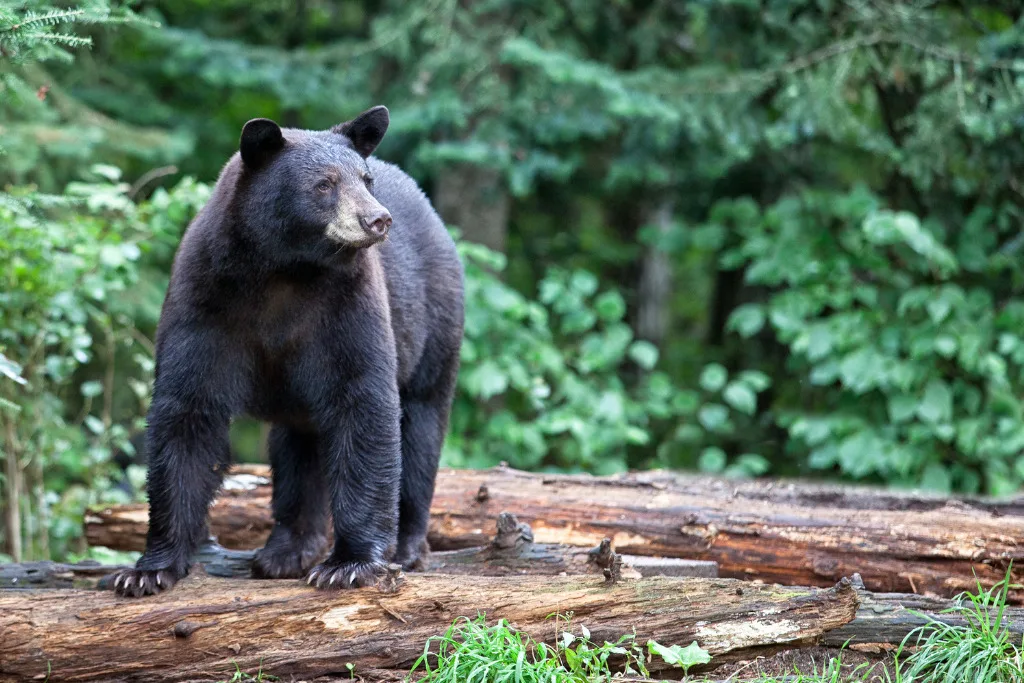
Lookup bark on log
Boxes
[0,544,258,590]
[85,465,1024,600]
[826,587,1024,651]
[0,559,117,590]
[7,561,1020,673]
[0,574,858,683]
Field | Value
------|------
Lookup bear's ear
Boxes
[332,105,389,158]
[240,118,285,169]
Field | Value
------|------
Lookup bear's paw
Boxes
[110,568,180,597]
[305,559,389,590]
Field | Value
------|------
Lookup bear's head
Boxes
[234,106,393,261]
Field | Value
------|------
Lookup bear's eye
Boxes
[315,179,333,194]
[363,174,374,189]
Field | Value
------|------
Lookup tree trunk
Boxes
[636,200,675,347]
[2,417,22,562]
[434,164,510,254]
[4,561,1021,679]
[0,573,859,682]
[84,465,1024,601]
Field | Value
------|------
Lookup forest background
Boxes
[2,0,1023,563]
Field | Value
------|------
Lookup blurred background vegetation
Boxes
[1,0,1023,562]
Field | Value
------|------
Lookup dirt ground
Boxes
[703,645,896,681]
[297,646,895,682]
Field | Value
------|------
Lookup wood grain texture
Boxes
[85,465,1024,600]
[826,588,1024,650]
[0,574,858,682]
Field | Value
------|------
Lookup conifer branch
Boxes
[648,31,1024,98]
[1,9,87,33]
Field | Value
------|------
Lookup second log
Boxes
[85,464,1024,600]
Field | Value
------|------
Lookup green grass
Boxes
[217,662,276,683]
[408,612,652,682]
[894,568,1023,683]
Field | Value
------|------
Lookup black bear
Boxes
[112,106,464,596]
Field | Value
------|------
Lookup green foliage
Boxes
[651,2,1024,495]
[646,640,712,674]
[713,184,1024,494]
[0,173,208,560]
[216,662,276,683]
[0,2,185,190]
[408,613,652,682]
[659,361,773,478]
[0,2,130,65]
[447,236,769,474]
[449,239,659,473]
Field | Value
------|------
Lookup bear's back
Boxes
[367,158,464,388]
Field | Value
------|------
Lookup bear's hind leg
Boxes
[395,349,460,571]
[252,426,328,579]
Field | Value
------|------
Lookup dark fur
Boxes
[112,107,464,596]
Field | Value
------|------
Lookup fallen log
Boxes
[7,561,1018,654]
[826,585,1024,651]
[0,559,117,590]
[10,514,717,590]
[86,465,1024,600]
[0,573,859,682]
[0,544,256,590]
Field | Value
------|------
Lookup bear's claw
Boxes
[110,568,179,597]
[305,560,387,590]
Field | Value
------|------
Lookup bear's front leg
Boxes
[305,374,402,590]
[111,400,231,596]
[111,329,236,597]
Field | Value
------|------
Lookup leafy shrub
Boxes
[0,170,208,560]
[446,236,766,475]
[711,187,1024,495]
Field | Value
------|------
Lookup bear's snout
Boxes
[360,210,393,238]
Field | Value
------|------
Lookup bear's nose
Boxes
[361,211,393,237]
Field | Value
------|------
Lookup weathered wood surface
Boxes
[0,573,858,682]
[86,465,1024,600]
[827,587,1024,650]
[7,514,717,589]
[0,559,118,590]
[8,561,1019,648]
[0,544,257,590]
